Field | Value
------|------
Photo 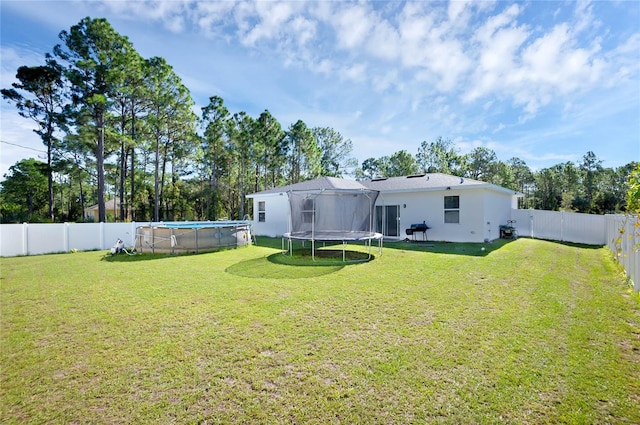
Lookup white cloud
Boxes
[460,1,618,117]
[606,33,640,82]
[289,15,316,46]
[333,4,375,50]
[240,2,295,46]
[195,2,236,37]
[395,3,472,92]
[372,69,400,93]
[341,63,367,83]
[366,20,400,61]
[102,0,191,33]
[447,1,469,25]
[464,4,528,102]
[315,59,334,75]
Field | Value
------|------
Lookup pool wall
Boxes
[135,223,251,254]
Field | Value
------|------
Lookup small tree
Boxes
[0,159,50,222]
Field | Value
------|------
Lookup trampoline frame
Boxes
[282,231,383,262]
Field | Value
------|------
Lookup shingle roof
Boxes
[247,176,369,196]
[248,174,521,197]
[361,173,486,192]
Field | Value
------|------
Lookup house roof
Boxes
[247,174,522,198]
[361,173,520,195]
[84,198,126,211]
[247,176,370,197]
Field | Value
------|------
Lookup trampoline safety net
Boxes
[287,189,379,237]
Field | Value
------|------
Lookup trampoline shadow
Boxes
[226,254,346,279]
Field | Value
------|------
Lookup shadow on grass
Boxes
[382,236,604,257]
[255,236,501,257]
[527,238,604,250]
[225,252,351,279]
[382,239,503,256]
[269,249,374,264]
[100,246,239,262]
[254,235,602,258]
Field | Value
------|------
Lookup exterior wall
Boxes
[249,194,290,237]
[247,187,518,243]
[457,190,486,243]
[483,191,516,242]
[376,189,491,242]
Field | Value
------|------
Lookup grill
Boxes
[405,222,430,241]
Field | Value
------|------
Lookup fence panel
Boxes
[510,209,531,237]
[510,209,606,245]
[68,223,103,251]
[26,223,66,255]
[104,223,137,248]
[605,214,639,292]
[562,212,606,245]
[532,210,564,241]
[0,224,26,257]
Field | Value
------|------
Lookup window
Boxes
[444,195,459,223]
[258,201,266,222]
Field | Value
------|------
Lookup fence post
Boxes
[22,222,28,256]
[529,210,534,239]
[100,222,105,250]
[130,221,136,247]
[64,222,69,252]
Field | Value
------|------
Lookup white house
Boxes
[246,174,522,243]
[83,197,131,222]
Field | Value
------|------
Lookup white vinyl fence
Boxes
[509,209,638,291]
[0,221,251,257]
[1,222,138,257]
[510,209,606,245]
[604,214,639,292]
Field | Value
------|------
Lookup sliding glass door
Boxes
[375,205,400,237]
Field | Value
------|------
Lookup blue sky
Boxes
[1,0,639,180]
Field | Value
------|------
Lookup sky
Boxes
[1,0,639,181]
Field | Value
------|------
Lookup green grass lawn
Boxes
[2,238,639,424]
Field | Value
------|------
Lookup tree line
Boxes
[1,17,356,223]
[355,138,635,213]
[1,17,636,223]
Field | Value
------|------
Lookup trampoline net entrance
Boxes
[284,188,382,261]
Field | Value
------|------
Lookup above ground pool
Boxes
[135,221,251,254]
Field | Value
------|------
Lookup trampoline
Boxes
[282,187,382,262]
[135,221,251,254]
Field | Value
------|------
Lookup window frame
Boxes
[444,195,460,224]
[258,201,266,222]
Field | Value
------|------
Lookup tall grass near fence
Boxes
[1,239,639,423]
